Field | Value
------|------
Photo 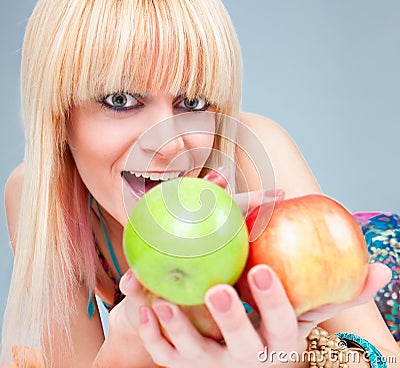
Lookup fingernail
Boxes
[262,189,285,202]
[124,269,133,281]
[252,266,273,291]
[139,306,149,324]
[154,303,174,322]
[120,269,142,291]
[207,290,231,313]
[261,191,282,204]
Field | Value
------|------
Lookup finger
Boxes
[297,262,392,338]
[203,166,229,189]
[298,262,392,326]
[205,284,264,361]
[247,265,298,352]
[352,262,392,303]
[137,305,179,367]
[119,269,144,296]
[232,189,285,217]
[119,269,150,308]
[151,299,215,360]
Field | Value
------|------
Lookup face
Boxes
[67,92,216,226]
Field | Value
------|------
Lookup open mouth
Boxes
[122,170,186,199]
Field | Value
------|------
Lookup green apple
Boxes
[123,177,249,306]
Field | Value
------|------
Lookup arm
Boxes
[4,165,153,368]
[238,113,400,366]
[320,301,400,367]
[236,112,321,198]
[102,114,398,367]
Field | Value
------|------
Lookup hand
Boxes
[109,270,148,328]
[104,270,154,366]
[296,262,391,336]
[135,262,390,368]
[136,265,299,368]
[203,167,285,217]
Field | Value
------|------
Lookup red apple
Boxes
[236,194,369,316]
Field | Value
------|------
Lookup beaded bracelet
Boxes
[307,327,387,368]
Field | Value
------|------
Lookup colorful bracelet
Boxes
[307,327,387,368]
[336,332,387,368]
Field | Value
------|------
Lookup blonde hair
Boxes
[1,0,242,363]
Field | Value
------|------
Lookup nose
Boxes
[158,131,185,158]
[138,101,185,159]
[150,123,185,159]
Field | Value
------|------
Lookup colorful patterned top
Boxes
[353,212,400,345]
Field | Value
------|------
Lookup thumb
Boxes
[203,166,229,189]
[119,269,147,301]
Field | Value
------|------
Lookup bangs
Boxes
[51,0,241,114]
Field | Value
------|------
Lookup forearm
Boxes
[320,301,400,368]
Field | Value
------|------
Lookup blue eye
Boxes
[176,97,209,111]
[99,93,143,111]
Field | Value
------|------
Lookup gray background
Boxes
[1,0,399,334]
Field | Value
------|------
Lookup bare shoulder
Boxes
[238,112,295,146]
[236,112,321,198]
[238,111,279,127]
[4,163,24,251]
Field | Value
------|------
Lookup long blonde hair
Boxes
[1,0,242,363]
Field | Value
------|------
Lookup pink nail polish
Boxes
[208,290,231,313]
[124,269,133,281]
[252,267,272,291]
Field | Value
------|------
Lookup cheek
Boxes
[68,128,108,176]
[185,132,216,166]
[67,110,136,173]
[66,113,123,195]
[69,126,127,162]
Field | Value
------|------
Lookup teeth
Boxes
[127,171,181,181]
